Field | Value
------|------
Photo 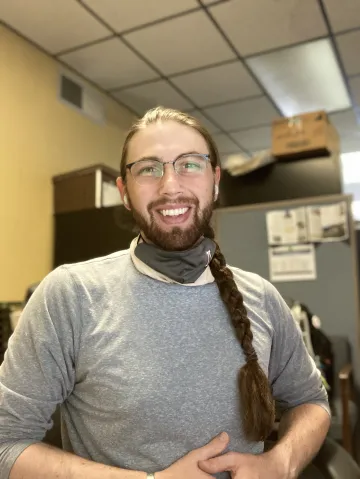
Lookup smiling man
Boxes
[0,107,330,479]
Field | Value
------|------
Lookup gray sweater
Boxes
[0,250,329,479]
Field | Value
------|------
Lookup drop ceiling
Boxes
[1,0,360,158]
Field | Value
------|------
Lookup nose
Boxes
[158,164,182,196]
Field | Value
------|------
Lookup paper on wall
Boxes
[306,201,348,242]
[269,244,317,282]
[266,207,308,245]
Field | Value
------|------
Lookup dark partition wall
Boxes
[214,195,360,390]
[54,206,136,268]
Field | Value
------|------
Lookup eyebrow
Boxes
[136,151,204,163]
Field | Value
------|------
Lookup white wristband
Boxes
[146,474,155,479]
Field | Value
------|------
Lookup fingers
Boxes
[198,452,237,475]
[196,432,229,461]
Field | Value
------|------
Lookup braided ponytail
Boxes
[206,226,275,441]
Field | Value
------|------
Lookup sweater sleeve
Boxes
[265,280,331,416]
[0,266,80,478]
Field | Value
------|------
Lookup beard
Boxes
[128,194,214,251]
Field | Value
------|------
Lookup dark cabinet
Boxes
[219,154,342,208]
[53,165,136,268]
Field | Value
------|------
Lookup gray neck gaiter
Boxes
[134,237,217,284]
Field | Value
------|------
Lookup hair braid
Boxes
[206,226,275,441]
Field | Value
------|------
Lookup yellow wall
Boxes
[0,26,136,301]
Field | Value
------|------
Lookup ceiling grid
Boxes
[1,0,360,158]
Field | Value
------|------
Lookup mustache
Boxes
[148,196,199,210]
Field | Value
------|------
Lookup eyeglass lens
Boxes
[130,154,208,184]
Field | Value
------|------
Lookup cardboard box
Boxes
[271,110,340,160]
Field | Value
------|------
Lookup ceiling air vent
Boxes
[59,72,105,124]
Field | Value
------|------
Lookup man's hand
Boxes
[198,448,288,479]
[158,432,230,479]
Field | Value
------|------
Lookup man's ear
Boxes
[116,177,130,210]
[215,166,221,185]
[214,166,221,199]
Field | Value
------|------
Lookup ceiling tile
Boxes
[59,38,159,90]
[323,0,360,33]
[350,76,360,107]
[247,39,351,117]
[124,10,235,75]
[204,97,279,131]
[171,61,262,107]
[188,110,221,134]
[112,80,193,115]
[209,0,327,56]
[230,126,272,152]
[212,133,242,153]
[340,137,360,154]
[0,0,111,54]
[82,0,198,33]
[329,109,360,153]
[336,31,360,77]
[329,109,359,134]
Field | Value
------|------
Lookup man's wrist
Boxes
[263,445,294,479]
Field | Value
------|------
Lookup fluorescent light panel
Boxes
[246,39,351,117]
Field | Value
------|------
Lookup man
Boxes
[0,107,330,479]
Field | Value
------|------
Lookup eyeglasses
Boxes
[126,153,210,185]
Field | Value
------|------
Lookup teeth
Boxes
[160,208,189,217]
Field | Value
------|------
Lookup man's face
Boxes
[117,120,220,251]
